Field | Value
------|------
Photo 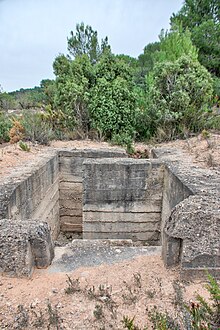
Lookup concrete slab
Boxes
[41,240,161,273]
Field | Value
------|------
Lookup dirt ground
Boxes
[0,132,219,180]
[0,134,219,329]
[0,255,209,330]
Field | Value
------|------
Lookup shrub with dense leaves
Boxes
[0,112,12,143]
[149,55,213,138]
[89,51,137,146]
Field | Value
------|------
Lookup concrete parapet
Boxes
[153,147,220,278]
[0,151,60,239]
[0,219,54,277]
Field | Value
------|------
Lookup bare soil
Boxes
[0,255,209,329]
[0,134,219,329]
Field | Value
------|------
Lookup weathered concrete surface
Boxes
[83,158,163,244]
[59,148,127,233]
[0,151,60,238]
[0,219,54,277]
[41,239,161,273]
[152,147,220,279]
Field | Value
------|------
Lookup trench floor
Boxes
[42,240,161,273]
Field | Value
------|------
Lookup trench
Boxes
[1,147,203,278]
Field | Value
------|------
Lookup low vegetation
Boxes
[2,273,219,329]
[0,0,219,148]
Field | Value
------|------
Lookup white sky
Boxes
[0,0,183,92]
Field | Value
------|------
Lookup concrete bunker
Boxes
[0,147,219,279]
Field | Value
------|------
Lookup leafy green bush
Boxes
[148,55,213,139]
[89,51,136,144]
[0,111,12,143]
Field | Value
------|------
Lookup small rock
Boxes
[52,288,58,294]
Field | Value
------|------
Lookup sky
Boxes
[0,0,183,92]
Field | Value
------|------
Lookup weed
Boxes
[201,129,210,139]
[206,153,215,167]
[122,281,138,305]
[147,306,180,330]
[47,300,61,329]
[87,284,112,301]
[122,316,146,330]
[146,289,156,299]
[14,304,29,329]
[31,309,45,328]
[19,140,30,152]
[86,283,117,320]
[65,275,80,294]
[93,304,104,320]
[186,273,220,329]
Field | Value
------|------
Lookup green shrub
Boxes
[89,51,136,144]
[19,141,30,152]
[0,111,12,143]
[149,55,213,139]
[21,111,54,145]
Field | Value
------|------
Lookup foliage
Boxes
[64,275,80,295]
[122,316,143,330]
[186,273,220,329]
[147,55,213,139]
[0,112,12,143]
[136,42,160,89]
[0,92,15,110]
[21,111,54,145]
[157,24,198,63]
[40,79,56,106]
[171,0,220,78]
[89,50,137,145]
[9,86,46,109]
[9,119,25,144]
[53,53,94,133]
[19,141,30,152]
[67,22,110,64]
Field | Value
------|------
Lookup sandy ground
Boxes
[0,255,209,329]
[0,134,219,329]
[0,133,220,180]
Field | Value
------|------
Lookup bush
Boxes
[89,52,136,144]
[0,112,12,143]
[148,55,213,139]
[21,111,54,145]
[9,119,25,144]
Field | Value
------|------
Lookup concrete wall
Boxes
[161,166,193,266]
[152,147,220,279]
[83,158,164,244]
[0,152,60,239]
[59,149,127,234]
